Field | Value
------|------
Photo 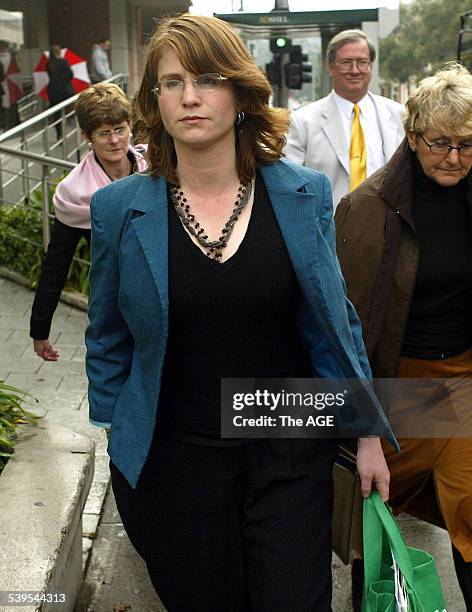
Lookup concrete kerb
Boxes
[0,420,94,612]
[0,274,99,612]
[0,267,88,312]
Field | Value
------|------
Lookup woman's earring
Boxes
[235,111,245,126]
[87,142,92,148]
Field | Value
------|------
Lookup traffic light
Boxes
[270,37,291,54]
[267,37,290,88]
[265,54,282,87]
[284,45,313,90]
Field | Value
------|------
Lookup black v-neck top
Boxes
[402,156,472,359]
[94,151,135,179]
[156,172,313,443]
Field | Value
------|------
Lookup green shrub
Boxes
[0,381,38,474]
[66,237,90,295]
[0,182,90,294]
[0,205,44,284]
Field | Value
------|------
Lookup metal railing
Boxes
[17,91,46,123]
[0,145,75,250]
[0,74,127,202]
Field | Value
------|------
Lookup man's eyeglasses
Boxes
[151,73,228,97]
[421,136,472,157]
[335,59,372,73]
[93,126,130,143]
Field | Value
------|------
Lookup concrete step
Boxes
[0,420,94,612]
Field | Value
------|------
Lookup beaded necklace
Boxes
[170,180,252,262]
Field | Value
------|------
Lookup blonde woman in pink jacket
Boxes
[30,83,147,360]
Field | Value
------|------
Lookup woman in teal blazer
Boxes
[86,13,395,612]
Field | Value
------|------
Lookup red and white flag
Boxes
[33,48,91,102]
[0,51,23,108]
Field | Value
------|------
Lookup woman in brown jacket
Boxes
[335,63,472,610]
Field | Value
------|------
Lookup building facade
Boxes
[0,0,190,94]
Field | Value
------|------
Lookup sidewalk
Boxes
[0,276,109,576]
[0,276,465,611]
[77,485,465,611]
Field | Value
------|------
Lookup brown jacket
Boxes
[335,138,472,378]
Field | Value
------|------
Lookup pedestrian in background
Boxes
[47,44,74,139]
[90,37,112,83]
[30,83,146,361]
[335,63,472,612]
[284,29,404,211]
[85,13,394,611]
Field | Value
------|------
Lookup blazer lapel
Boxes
[129,176,169,319]
[260,162,320,288]
[261,162,356,372]
[320,92,350,174]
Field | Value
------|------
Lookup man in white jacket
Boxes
[90,38,112,83]
[284,29,404,210]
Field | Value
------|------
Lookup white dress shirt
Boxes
[333,91,386,177]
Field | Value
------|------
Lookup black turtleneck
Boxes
[402,154,472,359]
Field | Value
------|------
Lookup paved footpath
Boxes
[0,277,465,611]
[0,276,109,574]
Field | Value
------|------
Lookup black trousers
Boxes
[111,434,338,612]
[452,544,472,611]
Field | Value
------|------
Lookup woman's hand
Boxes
[356,437,390,501]
[33,339,60,361]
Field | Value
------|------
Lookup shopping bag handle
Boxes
[363,492,414,588]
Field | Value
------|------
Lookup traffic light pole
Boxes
[273,52,290,108]
[268,0,290,108]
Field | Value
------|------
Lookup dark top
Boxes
[29,152,136,340]
[30,219,90,340]
[402,156,472,359]
[156,173,313,443]
[47,57,74,103]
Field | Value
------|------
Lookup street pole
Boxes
[271,0,290,108]
[275,56,289,108]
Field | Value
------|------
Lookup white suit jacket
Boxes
[284,90,405,210]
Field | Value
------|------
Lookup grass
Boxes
[0,381,38,473]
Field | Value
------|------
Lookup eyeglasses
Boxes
[335,59,372,73]
[421,136,472,157]
[93,126,130,143]
[151,73,228,97]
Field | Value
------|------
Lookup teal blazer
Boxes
[85,159,396,488]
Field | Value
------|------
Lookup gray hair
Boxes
[327,29,376,64]
[404,62,472,137]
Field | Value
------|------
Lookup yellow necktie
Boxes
[349,104,367,191]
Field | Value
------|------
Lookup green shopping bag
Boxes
[362,491,447,612]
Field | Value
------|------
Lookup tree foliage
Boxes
[380,0,472,84]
